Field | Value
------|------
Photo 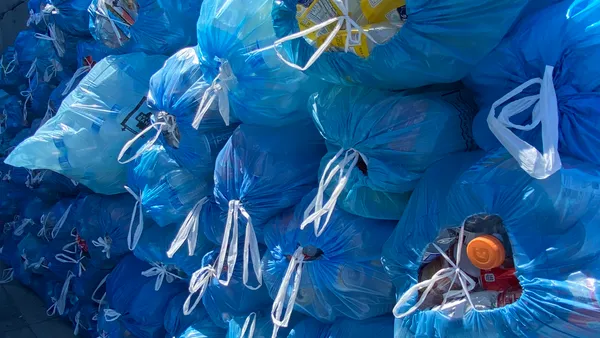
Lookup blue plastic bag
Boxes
[67,300,100,338]
[88,0,200,55]
[70,263,112,303]
[0,182,32,225]
[272,0,538,89]
[144,47,238,177]
[304,84,477,228]
[4,53,167,195]
[288,316,394,338]
[14,29,67,84]
[464,0,600,180]
[383,149,600,337]
[177,320,227,338]
[165,292,212,337]
[195,122,325,291]
[192,0,321,127]
[96,303,128,338]
[0,95,26,139]
[263,189,396,331]
[228,311,304,338]
[0,46,26,93]
[21,74,56,123]
[126,144,212,229]
[45,0,94,37]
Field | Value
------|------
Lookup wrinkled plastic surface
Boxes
[4,53,167,194]
[165,292,211,337]
[88,0,200,55]
[1,95,26,138]
[311,84,477,220]
[14,30,65,84]
[196,0,320,126]
[273,0,536,88]
[201,246,272,328]
[0,47,26,93]
[383,149,600,337]
[24,75,56,122]
[147,47,238,177]
[227,311,302,338]
[127,144,212,227]
[177,320,227,338]
[465,0,600,166]
[202,122,326,244]
[289,316,395,338]
[47,0,94,37]
[0,182,32,225]
[27,170,80,203]
[263,189,397,322]
[71,264,112,302]
[67,300,99,337]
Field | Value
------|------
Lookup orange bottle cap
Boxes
[466,235,505,270]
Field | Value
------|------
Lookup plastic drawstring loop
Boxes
[43,59,63,82]
[35,23,66,57]
[192,58,236,128]
[141,262,184,291]
[118,115,176,164]
[55,271,76,315]
[240,312,257,338]
[0,268,14,284]
[124,185,144,250]
[183,265,217,315]
[168,197,209,258]
[62,63,92,96]
[51,203,72,239]
[103,308,122,322]
[92,236,112,259]
[271,247,305,338]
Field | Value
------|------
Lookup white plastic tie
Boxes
[25,58,38,79]
[1,53,17,75]
[392,224,477,318]
[301,148,366,237]
[183,265,217,315]
[0,268,14,284]
[43,59,63,82]
[28,257,45,270]
[192,58,235,128]
[27,9,44,27]
[91,274,109,305]
[488,65,561,179]
[13,218,34,237]
[51,203,72,239]
[167,197,209,258]
[92,236,112,259]
[95,3,125,46]
[141,262,183,291]
[46,296,59,316]
[2,169,11,182]
[55,251,86,277]
[35,23,66,58]
[271,247,305,338]
[214,200,262,290]
[62,64,92,96]
[25,169,46,189]
[124,185,144,251]
[73,311,81,336]
[56,270,75,315]
[118,116,175,164]
[20,86,34,123]
[38,214,49,240]
[271,0,377,71]
[240,312,257,338]
[41,104,55,126]
[103,308,122,322]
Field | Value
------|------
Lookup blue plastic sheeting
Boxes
[263,189,396,324]
[194,0,321,126]
[76,193,138,268]
[88,0,200,55]
[104,254,185,338]
[4,53,167,195]
[309,84,477,221]
[272,0,537,89]
[36,198,77,242]
[176,320,227,338]
[383,149,600,337]
[0,47,26,93]
[288,316,395,338]
[465,0,600,168]
[133,224,210,278]
[46,0,93,37]
[227,311,303,338]
[198,246,271,328]
[0,95,26,139]
[147,47,237,178]
[164,293,211,338]
[127,144,212,227]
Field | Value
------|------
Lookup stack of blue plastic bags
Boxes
[0,0,599,337]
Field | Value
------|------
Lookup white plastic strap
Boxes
[13,218,34,237]
[35,24,66,57]
[73,311,81,336]
[141,262,183,291]
[0,268,13,284]
[2,169,11,182]
[20,87,34,122]
[240,312,257,338]
[92,236,112,259]
[27,9,44,27]
[56,271,75,315]
[1,54,16,75]
[55,251,86,277]
[51,203,72,239]
[103,308,122,322]
[192,58,235,128]
[91,274,109,305]
[43,59,63,82]
[392,224,477,318]
[488,65,561,179]
[271,247,305,338]
[124,185,144,251]
[214,200,262,290]
[38,214,49,239]
[46,297,59,316]
[62,64,92,96]
[61,228,80,255]
[95,3,124,46]
[25,58,37,79]
[118,117,175,164]
[41,104,55,127]
[183,265,217,315]
[28,257,45,270]
[97,330,109,338]
[271,0,377,71]
[168,197,209,258]
[301,148,366,237]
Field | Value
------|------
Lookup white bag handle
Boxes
[487,65,562,179]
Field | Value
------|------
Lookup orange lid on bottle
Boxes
[466,235,505,270]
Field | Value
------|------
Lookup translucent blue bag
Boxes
[191,0,320,127]
[383,149,600,337]
[56,40,113,98]
[272,0,536,89]
[165,292,212,337]
[14,29,68,84]
[289,316,394,338]
[264,189,396,334]
[227,311,304,338]
[182,245,271,328]
[177,320,227,338]
[45,0,94,37]
[194,123,325,291]
[4,53,167,195]
[21,74,56,123]
[0,47,26,93]
[126,144,212,231]
[464,0,600,180]
[142,47,237,178]
[0,95,26,139]
[88,0,200,55]
[304,84,477,229]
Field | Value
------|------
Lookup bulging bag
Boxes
[4,53,167,194]
[189,123,325,292]
[88,0,200,55]
[0,46,26,93]
[288,316,394,338]
[227,311,303,338]
[177,320,227,338]
[0,95,26,139]
[383,149,600,337]
[464,0,600,179]
[303,84,477,232]
[45,0,94,37]
[164,292,212,338]
[263,190,396,335]
[271,0,536,88]
[22,74,56,123]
